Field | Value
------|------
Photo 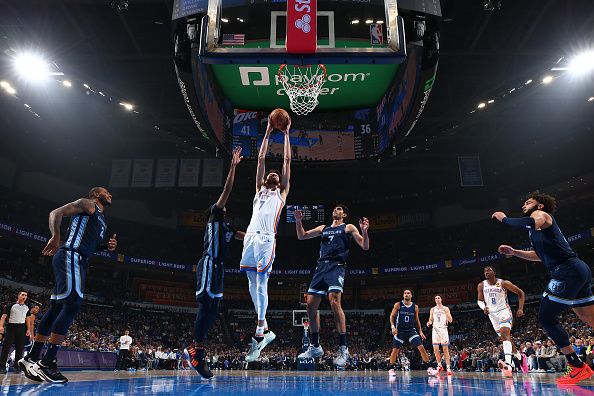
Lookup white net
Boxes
[278,64,327,115]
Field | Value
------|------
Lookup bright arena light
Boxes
[477,102,486,109]
[5,86,17,95]
[568,51,594,75]
[365,19,374,24]
[525,79,533,85]
[542,75,554,84]
[588,97,594,102]
[351,20,360,24]
[119,102,134,111]
[62,80,72,87]
[13,53,51,82]
[0,81,9,89]
[487,99,494,104]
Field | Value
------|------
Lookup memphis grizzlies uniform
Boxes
[483,279,512,334]
[307,223,352,295]
[393,301,422,348]
[51,205,107,301]
[531,217,594,306]
[240,186,284,274]
[196,204,235,299]
[431,306,449,346]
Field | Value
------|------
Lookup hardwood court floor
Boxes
[1,369,594,395]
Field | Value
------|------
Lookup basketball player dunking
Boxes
[242,114,292,362]
[426,295,453,375]
[294,205,370,367]
[477,266,526,376]
[388,290,432,377]
[493,192,594,384]
[185,147,245,379]
[20,187,116,383]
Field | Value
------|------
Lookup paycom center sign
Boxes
[210,64,399,110]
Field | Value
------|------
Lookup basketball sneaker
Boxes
[30,360,68,383]
[333,346,349,367]
[298,345,323,359]
[18,356,43,382]
[245,331,276,363]
[185,344,213,379]
[556,363,594,385]
[497,359,513,377]
[388,368,397,377]
[427,367,439,376]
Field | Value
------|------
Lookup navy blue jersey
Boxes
[318,223,351,264]
[62,204,107,258]
[202,204,235,262]
[396,301,417,331]
[529,216,577,271]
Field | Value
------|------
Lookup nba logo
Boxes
[370,24,383,45]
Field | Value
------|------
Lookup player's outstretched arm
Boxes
[491,210,552,230]
[389,302,400,336]
[498,245,541,262]
[234,231,246,241]
[445,306,453,323]
[43,198,95,256]
[426,307,434,327]
[502,280,525,317]
[415,305,426,340]
[294,209,324,240]
[347,217,370,250]
[216,147,243,209]
[280,117,292,200]
[255,118,273,193]
[477,282,489,315]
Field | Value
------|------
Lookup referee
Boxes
[0,291,33,374]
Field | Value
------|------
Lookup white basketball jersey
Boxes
[483,278,508,313]
[433,306,448,329]
[246,186,285,234]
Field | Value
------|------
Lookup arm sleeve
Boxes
[502,216,536,229]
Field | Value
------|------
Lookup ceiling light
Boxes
[5,86,16,95]
[376,20,384,24]
[487,99,494,104]
[588,97,594,102]
[525,79,532,85]
[119,102,134,111]
[365,19,374,24]
[351,20,360,24]
[0,81,10,89]
[62,80,72,87]
[568,51,594,75]
[221,18,229,23]
[13,53,52,82]
[542,75,553,84]
[477,102,486,109]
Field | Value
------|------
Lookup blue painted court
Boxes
[2,371,594,396]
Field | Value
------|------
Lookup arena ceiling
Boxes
[0,0,593,207]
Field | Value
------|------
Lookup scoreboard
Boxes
[286,205,325,223]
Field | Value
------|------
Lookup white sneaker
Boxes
[427,367,439,376]
[298,345,324,359]
[245,331,276,363]
[333,346,349,367]
[388,368,397,377]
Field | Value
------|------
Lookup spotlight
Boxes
[62,80,72,87]
[487,99,494,104]
[525,79,533,85]
[568,51,594,75]
[221,18,229,23]
[119,102,134,111]
[5,86,17,95]
[13,53,50,82]
[376,20,384,24]
[365,19,374,24]
[542,75,553,84]
[351,20,360,25]
[0,81,9,89]
[588,97,594,102]
[477,102,486,109]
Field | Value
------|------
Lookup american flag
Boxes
[222,34,245,46]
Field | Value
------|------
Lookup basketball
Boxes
[269,108,290,130]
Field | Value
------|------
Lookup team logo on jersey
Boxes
[338,276,344,286]
[225,232,234,242]
[547,279,566,294]
[495,282,501,287]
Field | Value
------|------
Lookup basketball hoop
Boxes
[278,64,327,115]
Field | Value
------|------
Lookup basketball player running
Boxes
[477,266,526,376]
[493,192,594,385]
[243,114,292,362]
[426,295,453,375]
[294,205,370,367]
[20,187,116,383]
[388,290,432,377]
[186,147,245,379]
